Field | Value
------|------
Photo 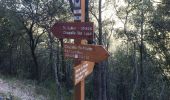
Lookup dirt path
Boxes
[0,78,48,100]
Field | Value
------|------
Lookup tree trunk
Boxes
[9,44,13,75]
[139,1,146,100]
[47,28,54,78]
[93,0,107,99]
[93,64,102,100]
[101,61,107,100]
[131,43,139,100]
[59,39,66,82]
[27,28,39,81]
[159,82,165,100]
[30,47,39,81]
[54,54,63,100]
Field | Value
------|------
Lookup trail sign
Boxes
[74,9,81,14]
[74,16,81,21]
[51,22,94,39]
[64,43,109,62]
[74,0,81,8]
[73,61,95,85]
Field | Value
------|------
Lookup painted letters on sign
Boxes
[51,22,94,39]
[73,61,95,85]
[64,43,109,62]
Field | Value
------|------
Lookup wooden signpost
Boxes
[51,0,109,100]
[73,61,95,85]
[73,0,86,100]
[51,22,94,39]
[64,43,109,63]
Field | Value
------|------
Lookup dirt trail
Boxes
[0,78,48,100]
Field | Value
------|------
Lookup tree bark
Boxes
[30,46,39,81]
[131,43,139,100]
[94,0,107,100]
[59,39,66,82]
[25,21,39,81]
[139,1,146,100]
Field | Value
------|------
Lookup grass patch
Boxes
[38,79,73,100]
[0,73,73,100]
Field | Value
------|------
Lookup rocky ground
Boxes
[0,78,49,100]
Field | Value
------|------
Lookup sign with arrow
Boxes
[73,61,95,85]
[51,22,94,39]
[64,43,109,62]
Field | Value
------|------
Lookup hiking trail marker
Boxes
[51,22,94,39]
[73,61,95,85]
[64,43,109,63]
[51,0,109,100]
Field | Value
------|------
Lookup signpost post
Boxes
[51,0,109,100]
[74,0,86,100]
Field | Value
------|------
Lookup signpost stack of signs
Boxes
[51,0,109,100]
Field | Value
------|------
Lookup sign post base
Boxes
[74,80,85,100]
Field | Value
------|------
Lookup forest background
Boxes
[0,0,170,100]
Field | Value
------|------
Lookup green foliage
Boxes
[38,79,73,100]
[0,0,170,100]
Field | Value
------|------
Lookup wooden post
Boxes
[51,1,108,100]
[74,0,86,100]
[51,1,109,100]
[74,79,85,100]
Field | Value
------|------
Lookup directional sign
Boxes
[64,43,109,62]
[73,61,95,85]
[74,9,81,14]
[74,0,81,8]
[74,16,81,21]
[51,22,94,39]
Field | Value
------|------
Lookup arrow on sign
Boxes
[73,61,95,85]
[51,22,94,39]
[64,43,109,62]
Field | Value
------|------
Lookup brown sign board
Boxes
[64,43,109,62]
[73,61,95,85]
[51,22,94,39]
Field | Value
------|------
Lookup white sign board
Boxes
[74,0,81,8]
[74,9,81,14]
[74,16,81,21]
[75,63,89,84]
[73,61,95,85]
